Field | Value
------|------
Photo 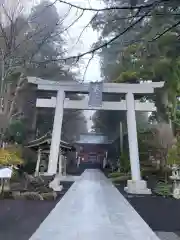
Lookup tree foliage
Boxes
[91,0,180,136]
[4,119,26,144]
[0,146,23,166]
[142,123,175,169]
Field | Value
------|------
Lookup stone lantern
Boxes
[169,164,180,199]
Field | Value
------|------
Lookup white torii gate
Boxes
[28,77,164,194]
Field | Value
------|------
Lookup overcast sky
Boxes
[54,0,104,130]
[55,0,103,82]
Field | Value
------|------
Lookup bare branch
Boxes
[82,53,94,82]
[1,3,18,23]
[151,20,180,41]
[5,24,49,59]
[58,0,160,11]
[79,9,142,82]
[9,7,84,61]
[87,0,92,8]
[29,6,72,61]
[111,12,180,21]
[0,23,9,50]
[29,0,59,22]
[0,0,62,57]
[34,7,153,64]
[51,9,84,39]
[1,4,17,53]
[71,12,98,51]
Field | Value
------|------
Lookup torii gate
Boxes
[28,77,164,194]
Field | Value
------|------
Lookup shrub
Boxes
[1,191,13,199]
[12,191,43,200]
[153,182,172,197]
[140,123,175,171]
[24,173,45,189]
[167,138,180,166]
[22,161,36,174]
[141,167,159,177]
[11,169,20,181]
[41,192,57,200]
[108,172,126,178]
[120,153,130,173]
[12,191,21,199]
[0,147,23,166]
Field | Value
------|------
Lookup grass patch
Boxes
[108,172,130,178]
[153,182,172,197]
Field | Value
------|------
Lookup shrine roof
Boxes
[25,132,75,151]
[75,133,112,145]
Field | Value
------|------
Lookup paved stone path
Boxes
[156,232,180,240]
[30,169,160,240]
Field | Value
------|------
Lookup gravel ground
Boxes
[0,181,74,240]
[115,183,180,233]
[0,200,57,240]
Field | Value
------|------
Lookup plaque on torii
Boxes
[88,82,103,108]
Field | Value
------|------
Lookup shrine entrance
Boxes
[28,77,164,194]
[75,132,111,170]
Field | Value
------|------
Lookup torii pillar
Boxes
[124,92,151,194]
[48,90,65,175]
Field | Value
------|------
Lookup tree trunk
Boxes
[7,74,26,123]
[155,88,169,123]
[0,50,5,111]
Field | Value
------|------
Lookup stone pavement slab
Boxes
[156,232,180,240]
[29,169,160,240]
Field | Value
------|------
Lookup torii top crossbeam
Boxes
[28,77,164,94]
